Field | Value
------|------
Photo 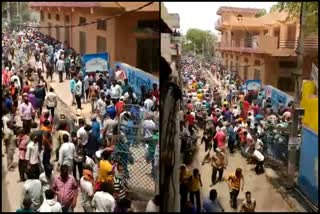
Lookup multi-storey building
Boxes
[161,2,181,73]
[29,2,159,75]
[215,7,318,93]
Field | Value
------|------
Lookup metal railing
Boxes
[278,38,318,51]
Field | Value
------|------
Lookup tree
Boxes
[269,2,318,35]
[182,28,217,57]
[255,9,267,18]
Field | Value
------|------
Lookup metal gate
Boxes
[112,104,159,197]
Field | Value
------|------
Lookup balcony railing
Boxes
[278,38,318,52]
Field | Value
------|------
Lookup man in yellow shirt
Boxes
[97,150,113,185]
[225,168,245,209]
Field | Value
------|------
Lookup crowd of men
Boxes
[2,28,160,212]
[178,55,295,212]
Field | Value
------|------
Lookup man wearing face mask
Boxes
[20,93,35,134]
[113,163,127,202]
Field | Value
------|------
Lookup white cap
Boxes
[76,109,82,116]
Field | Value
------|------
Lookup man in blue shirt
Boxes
[227,123,236,154]
[202,189,224,212]
[69,76,76,105]
[104,99,116,120]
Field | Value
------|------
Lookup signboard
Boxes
[246,80,262,91]
[115,62,159,99]
[311,63,318,89]
[82,52,109,73]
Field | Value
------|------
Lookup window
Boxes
[65,15,70,23]
[79,17,86,25]
[254,69,260,80]
[56,14,60,21]
[137,39,159,74]
[137,20,159,32]
[236,56,239,61]
[244,66,248,80]
[236,63,239,73]
[65,27,70,44]
[254,60,261,66]
[97,19,107,31]
[97,36,106,53]
[48,23,52,37]
[244,58,249,63]
[230,55,233,59]
[40,11,44,21]
[230,61,233,71]
[79,31,86,54]
[56,26,60,41]
[278,77,294,91]
[279,61,297,68]
[237,15,243,21]
[48,13,51,19]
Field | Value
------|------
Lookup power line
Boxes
[2,2,154,29]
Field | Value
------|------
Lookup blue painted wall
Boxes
[297,127,318,206]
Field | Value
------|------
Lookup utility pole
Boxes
[193,42,196,56]
[202,42,205,57]
[288,2,306,186]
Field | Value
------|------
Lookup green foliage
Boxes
[269,2,318,35]
[255,9,267,18]
[182,28,217,57]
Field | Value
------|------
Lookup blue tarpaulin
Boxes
[114,62,159,99]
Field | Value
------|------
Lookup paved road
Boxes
[185,67,306,212]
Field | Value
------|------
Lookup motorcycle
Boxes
[180,134,199,165]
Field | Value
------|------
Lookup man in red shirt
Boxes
[115,96,125,117]
[214,130,226,149]
[152,83,160,105]
[185,111,195,135]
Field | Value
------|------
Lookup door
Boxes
[136,39,159,74]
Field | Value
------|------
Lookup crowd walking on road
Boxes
[178,54,297,212]
[2,28,160,212]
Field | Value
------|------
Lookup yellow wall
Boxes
[300,80,318,133]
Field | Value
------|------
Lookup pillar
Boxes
[227,28,231,47]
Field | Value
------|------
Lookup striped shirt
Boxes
[113,176,126,200]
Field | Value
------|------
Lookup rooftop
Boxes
[29,2,159,11]
[216,6,262,15]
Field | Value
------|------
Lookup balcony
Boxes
[279,38,318,54]
[217,35,278,54]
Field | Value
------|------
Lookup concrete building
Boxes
[215,7,318,92]
[161,3,181,75]
[29,2,159,75]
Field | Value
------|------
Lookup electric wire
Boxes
[2,2,154,29]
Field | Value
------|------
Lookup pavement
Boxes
[184,68,307,212]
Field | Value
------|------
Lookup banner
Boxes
[82,52,109,73]
[246,80,262,91]
[114,62,159,99]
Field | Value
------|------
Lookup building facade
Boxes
[161,3,181,77]
[215,7,318,93]
[29,2,159,75]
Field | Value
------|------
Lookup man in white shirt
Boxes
[144,94,154,112]
[80,170,94,212]
[23,169,43,211]
[142,114,157,139]
[44,87,57,118]
[110,80,122,103]
[103,114,117,138]
[38,189,62,212]
[77,119,88,146]
[10,72,21,91]
[26,135,40,176]
[91,182,116,212]
[56,56,65,82]
[251,148,265,174]
[96,93,106,125]
[58,134,76,174]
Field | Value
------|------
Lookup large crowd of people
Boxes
[178,55,296,212]
[2,28,160,212]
